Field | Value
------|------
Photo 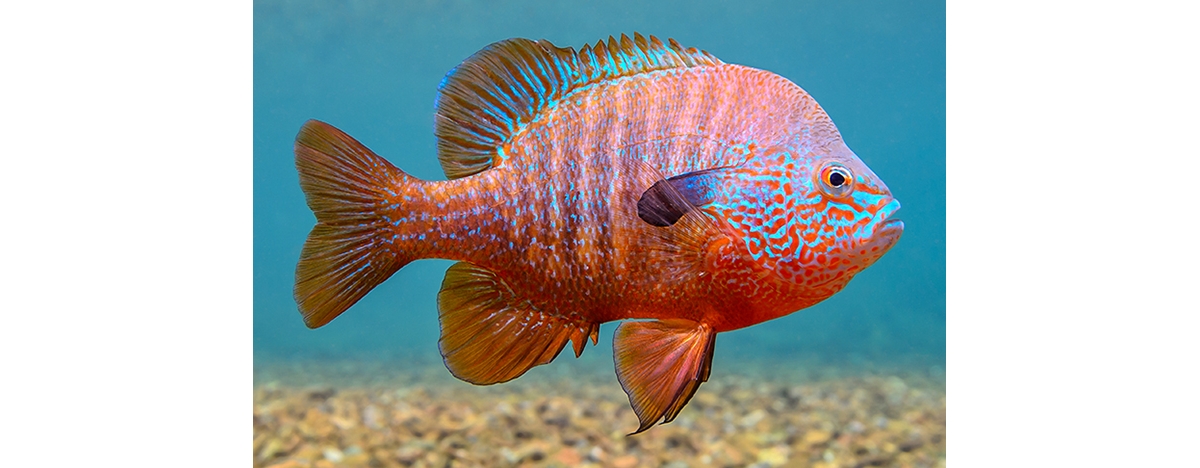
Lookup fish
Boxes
[293,33,903,434]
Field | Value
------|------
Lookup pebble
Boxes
[740,409,767,427]
[803,429,832,446]
[756,445,789,466]
[847,420,866,434]
[320,447,342,463]
[587,445,606,462]
[611,454,639,468]
[553,447,581,465]
[394,444,423,463]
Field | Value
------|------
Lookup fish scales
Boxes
[409,67,801,323]
[292,34,902,434]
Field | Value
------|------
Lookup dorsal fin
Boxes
[434,33,725,179]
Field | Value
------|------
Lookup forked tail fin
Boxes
[293,119,418,328]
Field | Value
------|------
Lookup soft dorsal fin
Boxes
[434,33,725,179]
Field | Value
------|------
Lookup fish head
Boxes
[718,140,903,301]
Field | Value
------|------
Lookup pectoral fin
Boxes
[612,319,716,434]
[613,157,735,283]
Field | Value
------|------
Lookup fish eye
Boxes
[818,163,854,197]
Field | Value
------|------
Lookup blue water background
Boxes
[254,0,945,375]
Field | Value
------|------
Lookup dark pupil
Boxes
[828,171,846,187]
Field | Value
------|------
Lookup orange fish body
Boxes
[294,34,902,433]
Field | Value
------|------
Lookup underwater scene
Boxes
[254,1,945,467]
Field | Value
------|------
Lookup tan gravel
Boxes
[254,360,944,468]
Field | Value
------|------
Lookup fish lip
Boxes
[875,218,904,240]
[878,198,902,220]
[864,198,904,247]
[870,199,902,234]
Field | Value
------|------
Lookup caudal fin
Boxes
[294,119,416,328]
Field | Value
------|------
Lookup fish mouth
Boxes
[865,198,904,249]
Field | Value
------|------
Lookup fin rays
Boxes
[437,262,595,385]
[613,319,716,434]
[434,33,724,180]
[293,120,415,328]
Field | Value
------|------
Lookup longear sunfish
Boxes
[293,33,903,434]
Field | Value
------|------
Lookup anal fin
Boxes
[613,319,716,434]
[437,262,595,385]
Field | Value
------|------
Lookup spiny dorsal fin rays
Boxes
[434,33,725,180]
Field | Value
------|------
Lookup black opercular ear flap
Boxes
[636,168,725,227]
